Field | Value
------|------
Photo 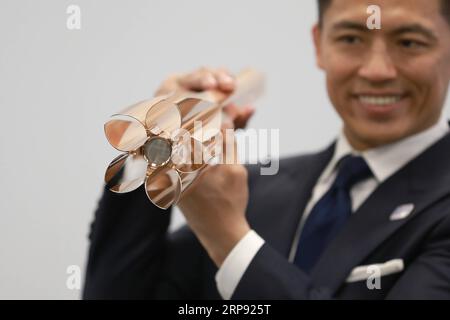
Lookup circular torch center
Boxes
[143,137,172,167]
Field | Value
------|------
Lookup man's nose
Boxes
[358,44,398,82]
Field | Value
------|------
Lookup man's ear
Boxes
[312,24,324,70]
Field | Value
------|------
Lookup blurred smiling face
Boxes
[313,0,450,150]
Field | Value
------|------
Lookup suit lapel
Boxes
[311,132,450,295]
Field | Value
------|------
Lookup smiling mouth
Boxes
[358,95,404,106]
[352,93,409,118]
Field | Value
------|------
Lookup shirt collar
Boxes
[320,114,450,184]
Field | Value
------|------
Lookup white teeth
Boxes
[359,96,402,106]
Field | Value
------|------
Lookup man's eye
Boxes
[399,39,427,48]
[337,35,362,44]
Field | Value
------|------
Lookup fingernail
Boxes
[202,75,217,88]
[223,74,234,83]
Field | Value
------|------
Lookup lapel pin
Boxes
[390,203,415,221]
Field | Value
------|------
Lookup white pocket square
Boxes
[346,259,404,283]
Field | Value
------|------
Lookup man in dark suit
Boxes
[83,0,450,299]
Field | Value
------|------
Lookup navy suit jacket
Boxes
[83,132,450,299]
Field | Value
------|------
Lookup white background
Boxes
[0,0,448,299]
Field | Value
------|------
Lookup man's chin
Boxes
[346,122,413,150]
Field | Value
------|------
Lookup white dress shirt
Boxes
[215,115,450,300]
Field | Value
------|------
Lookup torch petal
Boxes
[104,115,148,152]
[145,100,182,136]
[177,98,222,143]
[172,136,207,173]
[105,152,148,193]
[145,167,181,210]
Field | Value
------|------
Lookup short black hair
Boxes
[317,0,450,26]
[317,0,331,27]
